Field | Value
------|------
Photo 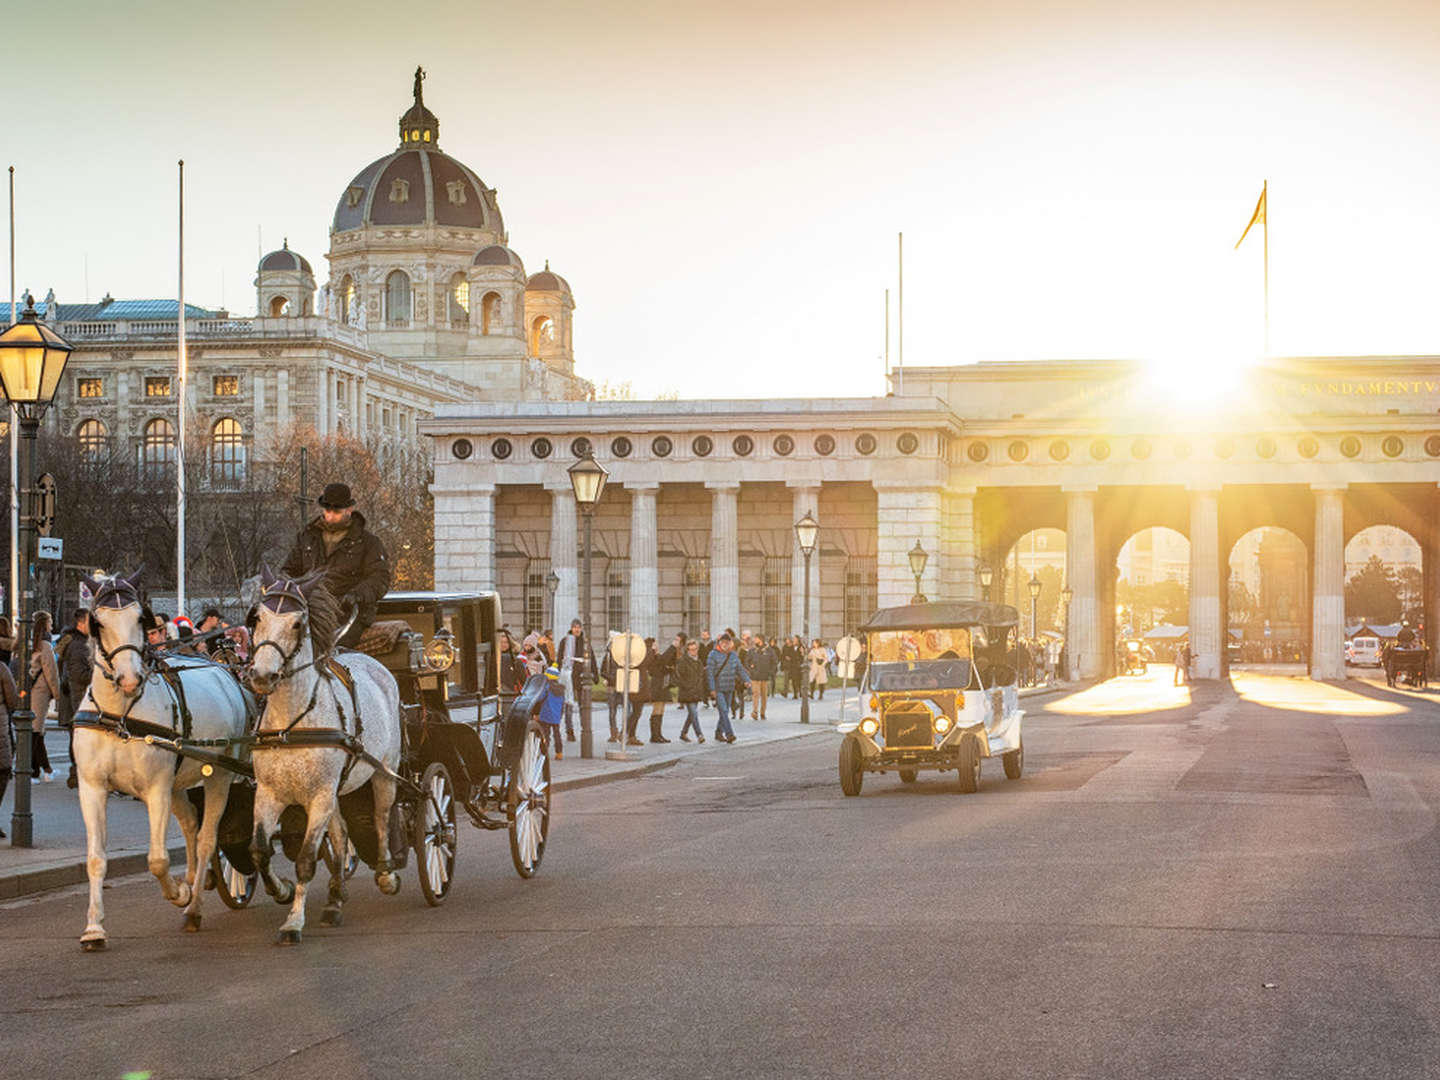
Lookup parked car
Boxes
[1350,636,1382,667]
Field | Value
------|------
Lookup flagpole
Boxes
[8,166,17,626]
[176,160,187,616]
[884,287,890,391]
[897,231,904,396]
[1262,179,1269,355]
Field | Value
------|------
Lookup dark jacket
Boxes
[644,645,673,704]
[55,627,93,725]
[746,645,778,681]
[782,641,804,674]
[674,653,707,703]
[281,510,391,627]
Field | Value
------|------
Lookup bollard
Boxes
[10,707,34,847]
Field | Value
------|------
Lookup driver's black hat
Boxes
[318,483,355,510]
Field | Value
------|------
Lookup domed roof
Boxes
[331,70,503,236]
[258,240,312,275]
[526,263,572,296]
[473,244,524,271]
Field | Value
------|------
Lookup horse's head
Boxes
[248,565,332,695]
[84,566,150,698]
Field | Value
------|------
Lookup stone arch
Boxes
[385,269,411,326]
[268,295,290,317]
[530,314,554,355]
[448,272,469,326]
[481,291,502,335]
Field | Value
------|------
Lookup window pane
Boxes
[78,378,103,398]
[213,375,239,396]
[145,377,171,397]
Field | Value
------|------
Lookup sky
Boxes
[10,0,1440,399]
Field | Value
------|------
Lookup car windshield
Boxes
[866,627,973,692]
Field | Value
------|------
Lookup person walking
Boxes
[0,647,16,837]
[557,619,596,743]
[746,634,777,719]
[55,608,92,788]
[706,633,751,744]
[646,635,676,743]
[674,638,707,743]
[1174,641,1192,686]
[697,630,714,708]
[537,666,565,760]
[807,638,830,700]
[27,611,59,782]
[624,640,654,747]
[783,636,804,699]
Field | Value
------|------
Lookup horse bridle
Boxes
[89,582,155,691]
[247,582,328,692]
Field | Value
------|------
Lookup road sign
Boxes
[34,473,57,537]
[608,632,645,694]
[37,536,63,560]
[835,635,863,662]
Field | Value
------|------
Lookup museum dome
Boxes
[331,69,503,236]
[258,240,312,275]
[526,263,572,297]
[473,244,524,271]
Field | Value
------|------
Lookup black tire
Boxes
[507,721,551,879]
[414,761,458,906]
[957,735,981,794]
[211,851,257,910]
[898,768,918,784]
[839,735,865,796]
[1003,739,1024,780]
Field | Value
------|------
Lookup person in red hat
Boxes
[281,481,391,648]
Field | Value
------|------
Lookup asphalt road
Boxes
[4,669,1440,1080]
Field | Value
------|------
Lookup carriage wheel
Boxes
[414,762,458,906]
[507,720,551,879]
[210,851,257,910]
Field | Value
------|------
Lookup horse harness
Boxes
[72,663,202,775]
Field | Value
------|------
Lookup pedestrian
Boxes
[557,619,595,743]
[281,481,391,649]
[674,638,707,743]
[623,638,656,747]
[697,630,715,707]
[645,636,672,744]
[1174,641,1191,686]
[538,666,565,759]
[808,637,830,699]
[55,608,92,788]
[0,646,16,837]
[498,629,525,693]
[601,634,623,743]
[27,610,58,782]
[705,632,750,744]
[746,634,777,719]
[783,636,804,699]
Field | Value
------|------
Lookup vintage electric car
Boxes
[837,601,1025,795]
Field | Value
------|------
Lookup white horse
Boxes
[73,569,253,951]
[247,567,402,945]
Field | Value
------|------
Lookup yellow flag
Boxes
[1234,185,1267,249]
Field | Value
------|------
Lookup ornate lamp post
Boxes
[545,569,560,630]
[795,511,818,724]
[1028,574,1042,640]
[1061,584,1073,681]
[979,563,993,602]
[0,296,73,847]
[908,540,928,604]
[567,451,608,759]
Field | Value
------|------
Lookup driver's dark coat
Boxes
[281,511,391,620]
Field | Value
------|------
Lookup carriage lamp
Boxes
[425,627,456,672]
[908,540,928,604]
[979,563,993,601]
[860,716,879,737]
[0,296,73,849]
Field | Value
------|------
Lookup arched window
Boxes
[140,418,175,479]
[530,314,554,354]
[77,419,108,463]
[481,291,502,335]
[210,418,246,486]
[269,295,290,317]
[385,270,411,327]
[340,275,356,325]
[448,273,469,327]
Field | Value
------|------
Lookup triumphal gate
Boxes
[423,356,1440,681]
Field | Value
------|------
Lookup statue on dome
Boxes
[413,66,426,105]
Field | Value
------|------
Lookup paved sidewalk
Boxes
[1,681,1071,900]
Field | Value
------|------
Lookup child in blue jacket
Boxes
[539,665,565,759]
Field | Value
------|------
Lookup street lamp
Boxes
[979,563,993,602]
[795,511,818,724]
[908,539,928,604]
[545,568,560,630]
[0,295,73,847]
[567,451,608,759]
[1027,574,1042,640]
[1060,584,1073,681]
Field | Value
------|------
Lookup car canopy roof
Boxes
[859,601,1020,632]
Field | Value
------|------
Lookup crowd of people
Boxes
[497,626,861,752]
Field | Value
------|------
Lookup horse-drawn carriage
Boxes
[72,569,552,950]
[1384,643,1430,689]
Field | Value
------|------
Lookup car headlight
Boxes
[425,629,456,672]
[934,715,952,734]
[859,716,879,737]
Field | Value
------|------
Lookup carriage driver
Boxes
[281,482,391,649]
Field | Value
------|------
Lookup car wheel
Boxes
[957,735,981,794]
[1003,739,1024,780]
[839,736,864,797]
[898,768,918,784]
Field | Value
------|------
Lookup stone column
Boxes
[707,481,740,634]
[875,485,942,609]
[941,487,978,600]
[315,369,329,434]
[789,483,821,638]
[276,368,290,429]
[1426,486,1440,676]
[1065,487,1101,680]
[1311,486,1346,680]
[628,483,659,639]
[1187,487,1223,680]
[355,374,367,441]
[547,482,578,636]
[431,483,495,593]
